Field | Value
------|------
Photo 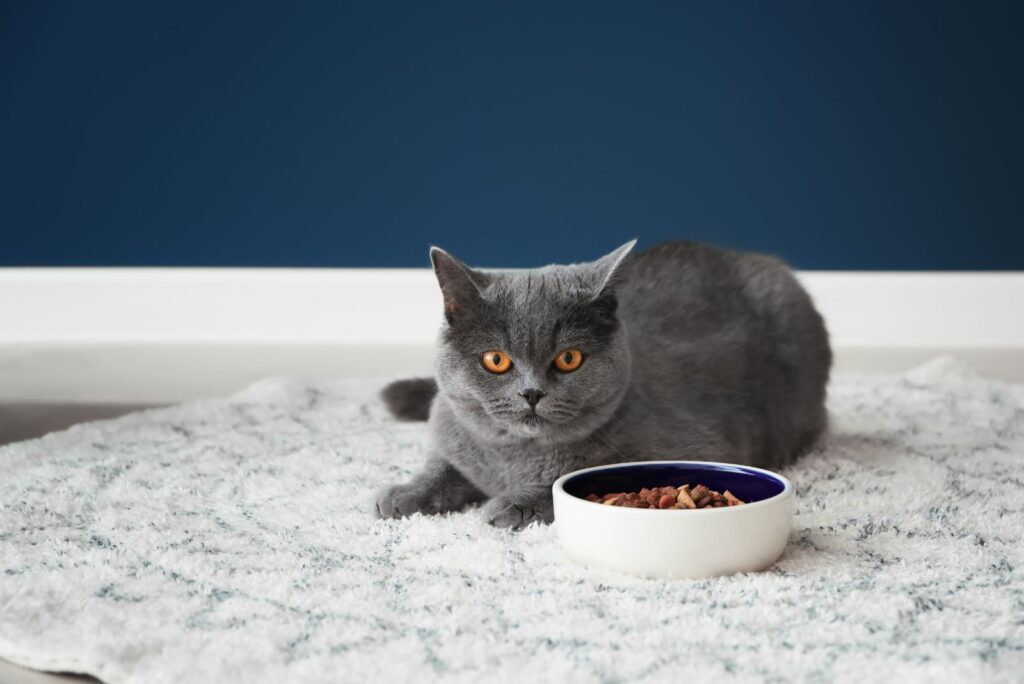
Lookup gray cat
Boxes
[374,240,831,528]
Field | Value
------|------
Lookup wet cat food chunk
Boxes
[583,484,745,509]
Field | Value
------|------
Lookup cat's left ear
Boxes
[589,239,637,298]
[430,246,490,324]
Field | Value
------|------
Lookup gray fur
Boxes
[381,377,438,421]
[375,240,831,528]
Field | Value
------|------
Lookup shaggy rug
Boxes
[1,357,1022,683]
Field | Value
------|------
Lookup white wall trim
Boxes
[2,268,1023,347]
[0,268,445,345]
[1,269,1022,403]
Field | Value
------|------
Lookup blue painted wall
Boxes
[2,1,1021,269]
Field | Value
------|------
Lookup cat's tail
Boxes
[380,377,438,421]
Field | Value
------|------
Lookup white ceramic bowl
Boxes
[552,460,794,579]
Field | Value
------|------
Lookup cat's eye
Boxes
[481,351,513,374]
[553,349,584,373]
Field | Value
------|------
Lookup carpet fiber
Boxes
[1,357,1022,683]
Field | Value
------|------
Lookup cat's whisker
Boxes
[587,429,625,461]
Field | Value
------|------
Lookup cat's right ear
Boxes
[429,247,488,324]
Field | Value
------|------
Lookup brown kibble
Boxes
[723,490,743,506]
[585,483,746,509]
[676,488,697,509]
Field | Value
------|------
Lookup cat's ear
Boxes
[430,247,489,323]
[589,239,637,298]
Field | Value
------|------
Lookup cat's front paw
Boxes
[483,496,553,530]
[374,482,440,519]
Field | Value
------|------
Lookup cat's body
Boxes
[375,241,831,528]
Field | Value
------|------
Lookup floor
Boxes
[0,660,98,684]
[0,404,158,447]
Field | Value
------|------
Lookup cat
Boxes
[374,240,831,529]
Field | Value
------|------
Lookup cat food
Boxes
[584,484,745,509]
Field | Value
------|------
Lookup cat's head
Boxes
[430,241,635,444]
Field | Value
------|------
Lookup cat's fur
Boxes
[374,240,831,528]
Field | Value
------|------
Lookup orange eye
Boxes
[553,349,584,372]
[481,351,513,374]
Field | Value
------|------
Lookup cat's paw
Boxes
[373,482,440,519]
[483,496,553,530]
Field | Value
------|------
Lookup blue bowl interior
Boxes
[562,462,786,504]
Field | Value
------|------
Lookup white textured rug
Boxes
[1,357,1023,683]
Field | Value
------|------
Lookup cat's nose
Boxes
[519,388,546,408]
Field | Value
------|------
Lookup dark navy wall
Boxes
[2,1,1022,269]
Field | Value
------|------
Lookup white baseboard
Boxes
[1,269,1022,403]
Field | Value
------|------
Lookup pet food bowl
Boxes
[552,461,794,579]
